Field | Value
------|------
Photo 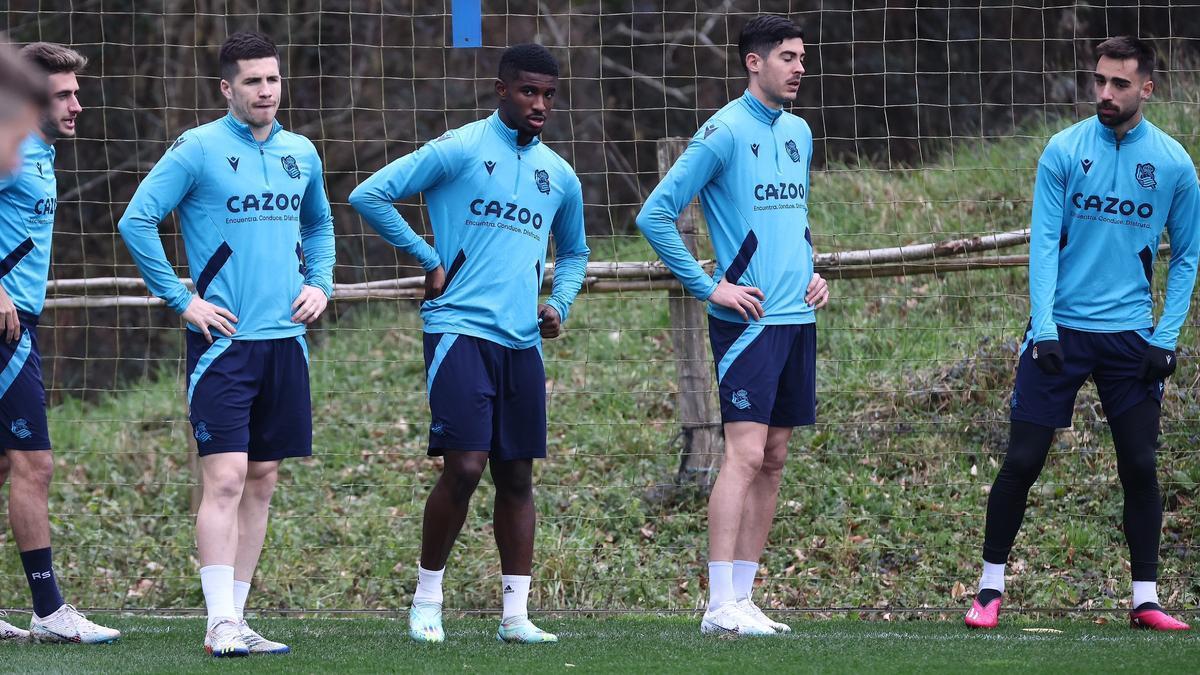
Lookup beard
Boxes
[1096,102,1137,128]
[39,116,69,141]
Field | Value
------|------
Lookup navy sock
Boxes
[20,547,65,618]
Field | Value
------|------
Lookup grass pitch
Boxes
[0,614,1198,674]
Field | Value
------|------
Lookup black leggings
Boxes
[982,399,1162,581]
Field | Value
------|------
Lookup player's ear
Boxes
[219,78,233,102]
[745,52,762,75]
[494,78,508,100]
[1141,77,1154,101]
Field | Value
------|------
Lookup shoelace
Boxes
[212,621,243,645]
[56,604,83,633]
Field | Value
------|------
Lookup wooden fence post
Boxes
[656,138,723,494]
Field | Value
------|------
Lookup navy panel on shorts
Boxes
[0,311,50,452]
[1011,324,1163,429]
[186,332,313,461]
[708,316,817,427]
[423,332,547,460]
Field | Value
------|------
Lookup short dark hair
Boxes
[498,43,559,82]
[219,31,279,81]
[0,41,49,116]
[20,42,87,75]
[738,15,805,73]
[1096,35,1156,78]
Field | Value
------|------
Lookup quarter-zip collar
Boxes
[740,90,783,126]
[488,110,542,153]
[1094,114,1148,147]
[487,109,544,151]
[222,112,283,146]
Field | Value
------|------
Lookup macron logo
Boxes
[484,161,496,175]
[751,143,760,157]
[1081,158,1093,174]
[227,156,240,172]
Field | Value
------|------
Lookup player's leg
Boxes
[421,450,490,570]
[731,425,792,632]
[0,451,8,488]
[702,318,787,635]
[1094,331,1188,630]
[1110,401,1187,629]
[187,333,255,656]
[490,340,556,644]
[231,459,292,653]
[229,336,315,653]
[7,449,61,620]
[491,458,557,643]
[701,420,777,636]
[5,323,117,644]
[732,322,817,632]
[196,451,250,655]
[967,326,1086,628]
[409,449,488,643]
[975,420,1055,591]
[410,334,493,644]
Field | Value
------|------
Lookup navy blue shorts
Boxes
[708,316,817,427]
[1011,324,1163,429]
[0,312,50,452]
[186,332,313,461]
[423,332,546,461]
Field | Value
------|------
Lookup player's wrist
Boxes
[543,299,567,324]
[171,291,197,315]
[304,281,332,299]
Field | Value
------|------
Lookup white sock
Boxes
[708,561,735,610]
[732,560,758,601]
[233,580,251,622]
[501,575,531,621]
[413,565,445,605]
[979,561,1006,593]
[1133,581,1159,608]
[200,565,236,629]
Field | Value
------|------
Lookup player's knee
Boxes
[494,472,533,500]
[1117,450,1159,492]
[244,468,279,502]
[759,449,787,480]
[203,468,247,504]
[442,464,485,503]
[724,444,765,476]
[999,450,1043,484]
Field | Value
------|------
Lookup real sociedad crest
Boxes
[535,169,551,194]
[281,155,301,179]
[785,139,802,163]
[1135,162,1157,190]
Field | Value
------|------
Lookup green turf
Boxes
[0,615,1198,674]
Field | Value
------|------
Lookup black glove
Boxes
[1030,340,1064,375]
[1137,345,1177,381]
